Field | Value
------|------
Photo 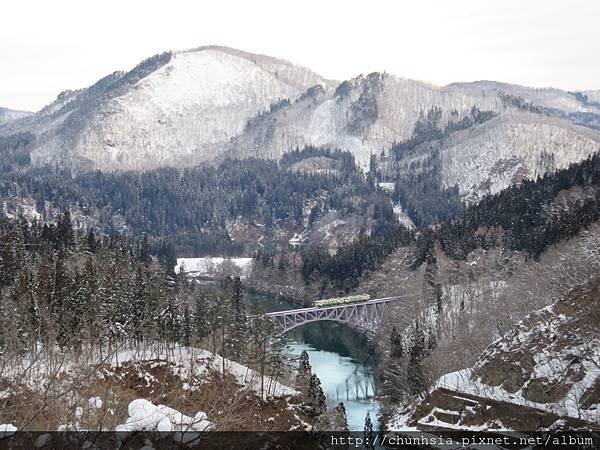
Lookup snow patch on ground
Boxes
[175,257,253,280]
[392,203,415,229]
[113,345,297,398]
[0,424,17,438]
[435,367,600,424]
[116,399,212,434]
[378,182,395,192]
[88,396,103,410]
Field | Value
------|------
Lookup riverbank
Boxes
[178,275,383,429]
[244,289,382,430]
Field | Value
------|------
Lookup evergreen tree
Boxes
[331,402,349,431]
[423,254,442,313]
[53,247,70,343]
[295,350,312,391]
[427,326,437,351]
[407,320,427,397]
[57,211,75,248]
[193,290,211,339]
[139,233,152,266]
[0,244,16,287]
[182,302,192,346]
[295,350,326,418]
[277,255,286,271]
[131,266,150,340]
[390,326,403,358]
[86,230,98,254]
[81,257,100,343]
[307,373,326,418]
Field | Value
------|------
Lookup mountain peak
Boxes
[174,45,338,91]
[2,47,600,187]
[4,46,333,171]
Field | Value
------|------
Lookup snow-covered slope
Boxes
[230,73,504,167]
[0,107,31,127]
[444,80,600,114]
[4,46,600,199]
[231,73,600,199]
[404,280,600,431]
[4,46,333,170]
[394,112,600,201]
[583,90,600,104]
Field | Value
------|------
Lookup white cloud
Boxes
[1,0,599,111]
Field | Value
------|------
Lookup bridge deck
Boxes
[249,296,405,337]
[263,296,402,317]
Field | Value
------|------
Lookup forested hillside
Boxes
[436,152,600,259]
[0,148,396,256]
[303,151,600,292]
[0,213,215,348]
[354,154,600,431]
[0,213,348,434]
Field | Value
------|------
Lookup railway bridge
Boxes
[257,297,401,338]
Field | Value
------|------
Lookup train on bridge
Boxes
[313,294,370,308]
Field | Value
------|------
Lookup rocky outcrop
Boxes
[409,280,600,431]
[414,388,593,431]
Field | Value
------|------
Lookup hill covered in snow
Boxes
[0,106,31,126]
[3,46,600,202]
[1,46,333,171]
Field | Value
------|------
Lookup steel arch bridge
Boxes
[257,297,401,338]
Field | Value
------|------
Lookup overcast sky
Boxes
[2,0,599,111]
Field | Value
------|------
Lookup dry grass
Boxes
[0,354,307,432]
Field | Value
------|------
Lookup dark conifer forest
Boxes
[304,152,600,287]
[0,147,394,255]
[0,212,267,363]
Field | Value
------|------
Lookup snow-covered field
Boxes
[175,257,253,280]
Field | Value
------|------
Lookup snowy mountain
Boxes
[1,46,334,170]
[229,73,504,166]
[0,106,31,126]
[398,111,600,201]
[583,90,600,104]
[445,80,596,114]
[231,74,600,200]
[3,46,600,200]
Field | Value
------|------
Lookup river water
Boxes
[245,290,380,430]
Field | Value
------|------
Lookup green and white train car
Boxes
[313,294,370,308]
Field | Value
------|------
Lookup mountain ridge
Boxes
[0,106,32,126]
[2,46,600,202]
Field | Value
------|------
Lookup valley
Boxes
[1,41,599,448]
